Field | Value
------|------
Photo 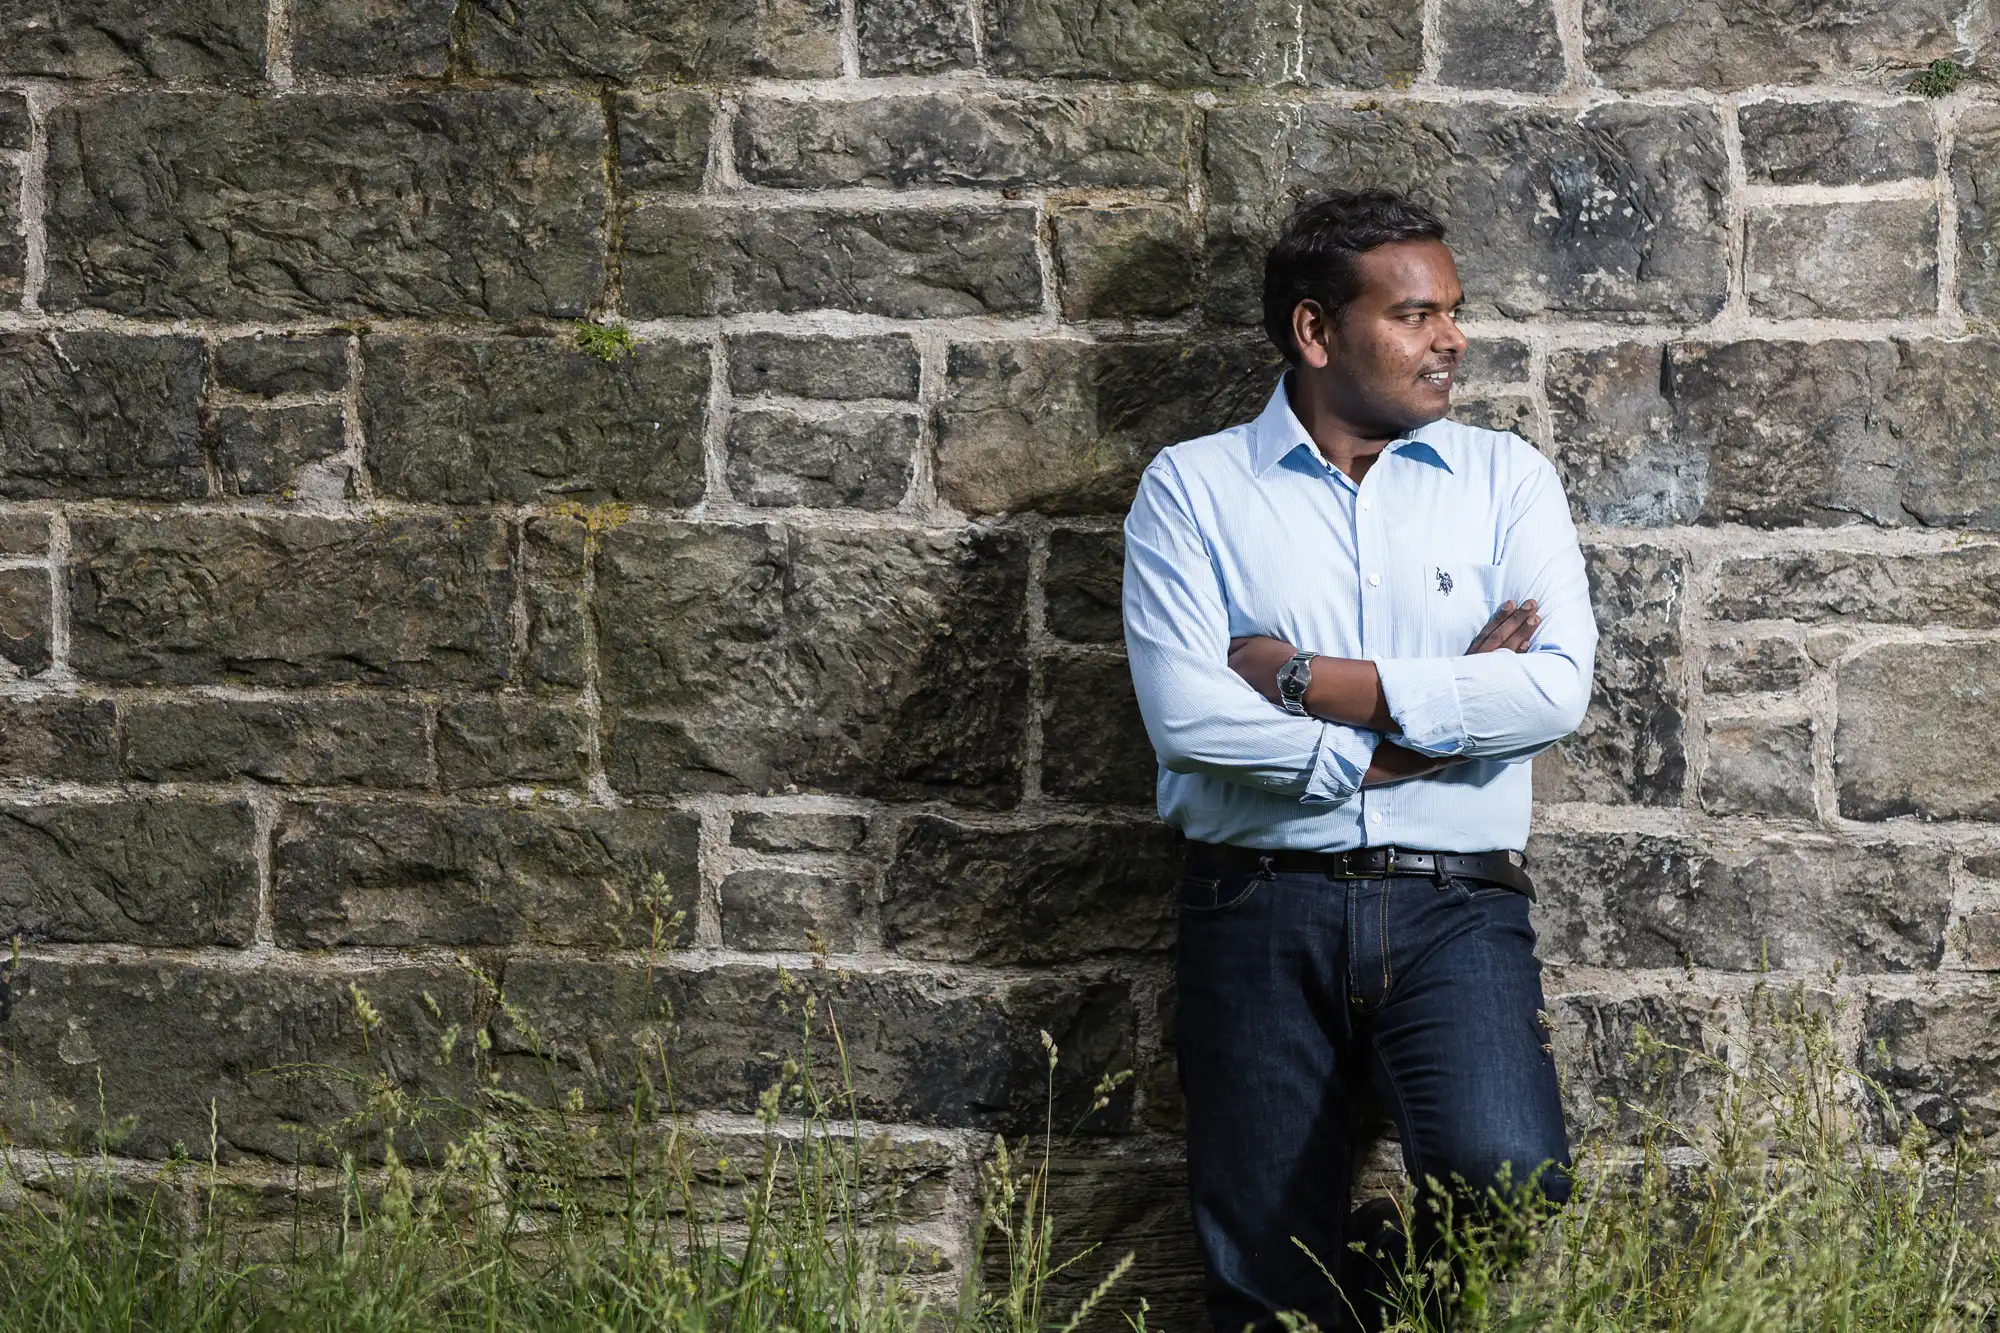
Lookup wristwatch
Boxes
[1276,651,1316,716]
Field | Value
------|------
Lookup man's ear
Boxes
[1291,300,1334,370]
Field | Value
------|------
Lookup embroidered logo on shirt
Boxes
[1435,568,1453,595]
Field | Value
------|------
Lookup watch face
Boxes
[1280,658,1309,696]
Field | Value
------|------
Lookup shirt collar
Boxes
[1246,374,1454,477]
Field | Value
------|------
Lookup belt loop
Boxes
[1432,854,1450,889]
[1256,854,1275,881]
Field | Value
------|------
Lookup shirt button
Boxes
[1369,811,1383,824]
[1360,499,1371,511]
[1366,573,1381,587]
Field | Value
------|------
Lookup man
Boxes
[1121,190,1596,1331]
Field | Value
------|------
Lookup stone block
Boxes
[1204,102,1728,324]
[1581,0,1962,91]
[436,698,589,790]
[859,0,973,73]
[1700,713,1816,818]
[736,93,1188,190]
[981,0,1419,88]
[1532,544,1685,805]
[623,204,1042,319]
[1451,394,1538,440]
[0,0,266,78]
[500,960,1138,1132]
[596,521,1028,806]
[274,803,700,949]
[615,90,714,193]
[213,335,348,398]
[1952,107,2000,320]
[467,0,840,79]
[521,517,588,689]
[0,698,115,780]
[44,91,605,320]
[0,160,19,309]
[215,404,347,497]
[1958,912,2000,970]
[0,332,204,500]
[1863,986,2000,1140]
[0,93,26,149]
[881,814,1177,964]
[0,514,46,556]
[717,868,866,951]
[1703,634,1810,694]
[726,407,917,510]
[1461,338,1531,386]
[731,811,870,854]
[363,337,708,505]
[938,336,1281,515]
[1531,832,1949,972]
[1053,204,1197,321]
[1837,641,2000,821]
[1435,0,1563,91]
[293,0,453,74]
[1039,652,1154,806]
[0,800,257,947]
[729,333,920,402]
[1711,546,2000,627]
[0,959,488,1162]
[1739,100,1936,186]
[1045,529,1124,643]
[1546,343,1700,527]
[1745,202,1937,319]
[1545,986,1728,1141]
[68,515,514,687]
[0,567,51,676]
[123,697,430,787]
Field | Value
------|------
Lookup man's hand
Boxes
[1226,598,1541,701]
[1467,600,1539,654]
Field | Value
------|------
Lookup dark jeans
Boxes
[1176,858,1571,1333]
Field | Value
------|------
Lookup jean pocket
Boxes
[1178,871,1260,914]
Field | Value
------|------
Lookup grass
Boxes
[573,321,638,362]
[1911,60,1967,99]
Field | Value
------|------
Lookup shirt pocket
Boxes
[1423,557,1505,654]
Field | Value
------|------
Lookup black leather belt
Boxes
[1184,840,1535,900]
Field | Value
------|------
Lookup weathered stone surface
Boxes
[0,160,20,308]
[214,335,347,398]
[1711,546,2000,627]
[123,697,430,787]
[731,811,869,854]
[0,93,26,149]
[436,699,589,791]
[45,91,605,320]
[0,959,488,1161]
[68,516,514,687]
[726,407,917,510]
[501,960,1138,1132]
[882,815,1177,963]
[1461,338,1531,386]
[615,90,714,193]
[1533,544,1685,805]
[1451,394,1538,440]
[293,0,453,74]
[0,0,266,78]
[0,514,46,556]
[1863,986,2000,1139]
[363,337,708,505]
[1701,713,1816,818]
[718,868,866,951]
[1547,343,1700,527]
[737,93,1188,190]
[0,800,257,946]
[521,517,588,690]
[0,567,51,676]
[1953,107,2000,319]
[1837,642,2000,821]
[1040,652,1154,806]
[1745,202,1937,319]
[729,334,920,402]
[1014,1145,1205,1333]
[0,332,204,500]
[1053,204,1197,320]
[274,804,700,949]
[1532,832,1949,972]
[215,405,347,497]
[0,698,115,780]
[859,0,973,73]
[982,0,1419,88]
[1546,985,1728,1140]
[596,522,1028,805]
[1738,100,1936,186]
[938,337,1281,515]
[468,0,841,79]
[624,205,1042,319]
[1435,0,1564,91]
[1045,529,1124,643]
[1204,102,1729,324]
[1703,634,1810,694]
[1580,0,1962,91]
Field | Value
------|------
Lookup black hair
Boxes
[1261,190,1449,363]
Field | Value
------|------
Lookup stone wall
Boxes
[1,0,1998,1320]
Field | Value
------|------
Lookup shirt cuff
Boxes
[1375,658,1469,757]
[1300,723,1380,805]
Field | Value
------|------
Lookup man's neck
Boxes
[1284,372,1400,484]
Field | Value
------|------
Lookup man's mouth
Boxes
[1419,368,1454,389]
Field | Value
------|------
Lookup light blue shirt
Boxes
[1121,376,1597,853]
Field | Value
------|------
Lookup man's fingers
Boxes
[1468,601,1519,652]
[1471,600,1539,654]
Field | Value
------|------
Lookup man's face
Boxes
[1294,238,1468,435]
